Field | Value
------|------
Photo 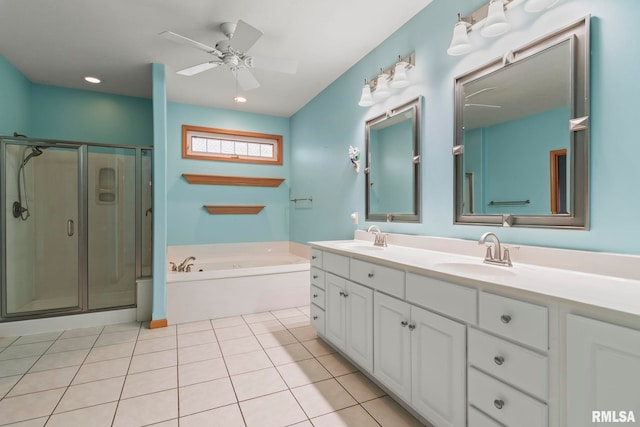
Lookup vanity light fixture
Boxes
[447,0,560,56]
[357,53,415,107]
[358,79,375,107]
[481,0,511,38]
[447,14,473,56]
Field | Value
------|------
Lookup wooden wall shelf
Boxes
[183,174,285,187]
[204,205,265,215]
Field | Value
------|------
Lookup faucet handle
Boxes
[502,247,512,266]
[185,264,194,272]
[484,245,493,261]
[170,262,178,271]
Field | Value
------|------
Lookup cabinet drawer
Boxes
[310,285,325,310]
[406,272,477,324]
[310,304,325,335]
[468,328,548,401]
[310,267,325,289]
[323,251,350,277]
[350,259,405,298]
[479,292,548,351]
[468,406,503,427]
[468,368,547,427]
[310,248,323,268]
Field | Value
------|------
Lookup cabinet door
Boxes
[374,292,411,401]
[325,273,346,350]
[411,305,466,427]
[567,314,640,426]
[345,281,374,372]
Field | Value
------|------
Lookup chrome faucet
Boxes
[478,232,512,267]
[177,256,196,272]
[367,225,387,247]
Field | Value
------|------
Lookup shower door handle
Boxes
[67,219,74,237]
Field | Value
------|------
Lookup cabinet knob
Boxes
[368,272,374,278]
[312,255,317,260]
[343,292,349,298]
[313,293,318,298]
[313,315,318,320]
[313,274,318,279]
[408,323,416,331]
[494,355,505,366]
[401,321,408,327]
[493,399,504,410]
[500,314,512,324]
[339,291,344,296]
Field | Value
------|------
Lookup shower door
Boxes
[2,142,82,317]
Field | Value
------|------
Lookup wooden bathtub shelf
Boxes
[204,205,265,215]
[183,174,285,187]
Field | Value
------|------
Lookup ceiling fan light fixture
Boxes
[524,0,560,12]
[84,76,101,84]
[358,80,375,107]
[481,0,511,38]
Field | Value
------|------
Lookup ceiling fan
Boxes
[160,20,298,91]
[464,87,501,109]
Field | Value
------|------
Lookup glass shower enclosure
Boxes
[0,137,152,320]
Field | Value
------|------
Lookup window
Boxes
[182,125,282,165]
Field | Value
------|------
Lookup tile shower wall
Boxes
[290,0,640,255]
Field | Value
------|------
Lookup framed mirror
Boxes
[365,96,422,223]
[454,17,589,229]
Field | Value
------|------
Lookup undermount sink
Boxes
[434,261,516,277]
[334,242,385,251]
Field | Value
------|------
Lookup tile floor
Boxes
[0,306,426,426]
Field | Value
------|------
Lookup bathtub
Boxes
[166,242,310,324]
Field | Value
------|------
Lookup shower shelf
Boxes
[204,205,265,215]
[182,174,285,187]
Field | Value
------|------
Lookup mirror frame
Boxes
[365,96,422,223]
[453,17,590,229]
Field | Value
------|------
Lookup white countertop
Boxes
[310,239,640,317]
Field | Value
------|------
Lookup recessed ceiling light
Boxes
[84,76,101,84]
[234,96,247,103]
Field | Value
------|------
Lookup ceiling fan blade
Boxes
[234,67,260,91]
[160,31,220,55]
[250,55,298,74]
[177,61,222,76]
[465,103,502,108]
[465,87,496,100]
[231,20,263,53]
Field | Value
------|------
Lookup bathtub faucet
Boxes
[178,256,196,272]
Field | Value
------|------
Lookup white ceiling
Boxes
[0,0,434,117]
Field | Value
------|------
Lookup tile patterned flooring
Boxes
[0,306,426,426]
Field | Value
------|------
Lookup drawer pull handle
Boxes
[339,291,344,296]
[494,399,504,410]
[401,321,408,327]
[368,272,374,278]
[343,292,349,298]
[312,255,317,260]
[313,315,318,320]
[313,274,318,279]
[494,355,505,366]
[313,294,318,298]
[408,323,416,331]
[500,314,512,324]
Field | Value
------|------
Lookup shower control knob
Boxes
[500,314,512,324]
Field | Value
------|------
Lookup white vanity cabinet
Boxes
[374,291,467,427]
[566,314,640,426]
[469,292,550,427]
[325,273,374,371]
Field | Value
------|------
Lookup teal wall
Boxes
[29,84,152,146]
[290,0,640,255]
[165,102,291,245]
[476,108,570,215]
[0,55,31,136]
